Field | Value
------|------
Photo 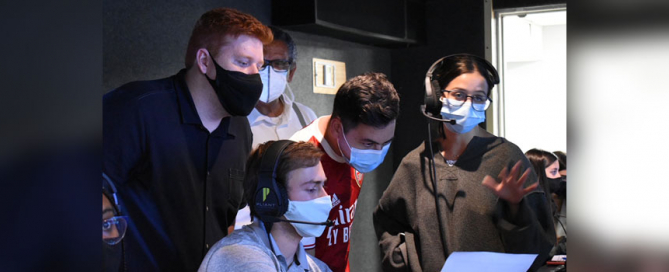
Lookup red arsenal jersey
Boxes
[290,116,363,272]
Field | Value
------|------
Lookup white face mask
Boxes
[440,98,486,134]
[283,195,332,238]
[337,126,391,173]
[259,68,288,103]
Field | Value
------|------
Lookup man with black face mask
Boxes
[103,8,272,272]
[103,173,127,272]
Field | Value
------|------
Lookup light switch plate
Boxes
[313,58,346,95]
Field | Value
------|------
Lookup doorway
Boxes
[492,5,567,153]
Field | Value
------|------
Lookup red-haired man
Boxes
[104,8,272,271]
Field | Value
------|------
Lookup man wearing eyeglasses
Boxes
[248,26,317,149]
[234,26,317,230]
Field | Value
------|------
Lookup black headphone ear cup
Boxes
[253,140,293,221]
[254,180,281,218]
[424,79,442,117]
[424,57,448,118]
[254,178,289,218]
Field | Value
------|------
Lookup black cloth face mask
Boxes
[102,242,123,272]
[204,52,263,116]
[555,175,567,199]
[547,177,562,194]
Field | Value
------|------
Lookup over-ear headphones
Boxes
[422,54,500,121]
[252,140,335,229]
[253,140,294,223]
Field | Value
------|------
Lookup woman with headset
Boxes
[373,54,555,271]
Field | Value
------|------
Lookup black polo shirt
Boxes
[103,69,252,272]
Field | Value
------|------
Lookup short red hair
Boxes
[184,8,273,68]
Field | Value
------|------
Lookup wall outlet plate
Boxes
[312,58,346,95]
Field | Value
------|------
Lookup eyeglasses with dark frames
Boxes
[440,89,492,111]
[260,59,293,72]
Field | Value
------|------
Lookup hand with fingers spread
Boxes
[482,160,538,205]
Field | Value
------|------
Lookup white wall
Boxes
[502,17,567,153]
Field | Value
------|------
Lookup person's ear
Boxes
[287,63,297,83]
[195,49,212,75]
[330,117,343,138]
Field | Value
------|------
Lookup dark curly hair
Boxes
[332,72,400,133]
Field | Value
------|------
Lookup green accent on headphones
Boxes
[263,187,270,202]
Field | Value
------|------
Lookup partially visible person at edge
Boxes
[199,141,332,272]
[526,148,566,255]
[103,173,128,272]
[552,150,567,217]
[234,25,317,230]
[525,148,562,220]
[103,8,272,271]
[290,72,400,272]
[373,54,555,272]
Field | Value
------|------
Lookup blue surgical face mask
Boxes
[440,99,486,134]
[337,126,390,173]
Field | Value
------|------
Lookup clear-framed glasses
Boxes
[260,59,293,72]
[103,216,128,245]
[441,90,492,111]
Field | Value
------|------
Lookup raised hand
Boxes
[481,160,538,205]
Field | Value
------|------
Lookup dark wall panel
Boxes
[272,0,423,46]
[103,0,271,92]
[317,0,407,37]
